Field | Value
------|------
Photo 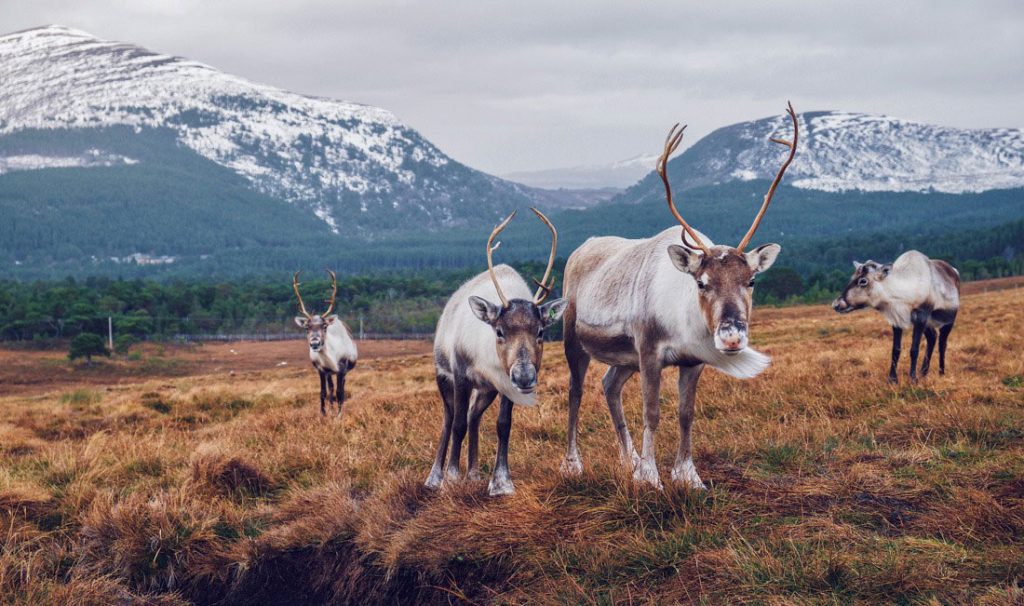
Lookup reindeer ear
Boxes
[852,261,863,271]
[667,245,703,274]
[539,298,568,328]
[468,296,501,325]
[323,314,338,325]
[880,264,892,278]
[746,243,781,274]
[294,316,309,328]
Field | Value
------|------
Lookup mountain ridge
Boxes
[0,25,538,231]
[615,109,1024,205]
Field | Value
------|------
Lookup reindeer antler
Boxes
[487,210,517,308]
[657,123,709,254]
[322,269,338,316]
[292,271,312,319]
[737,101,799,252]
[530,207,558,304]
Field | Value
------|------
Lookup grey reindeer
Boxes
[293,270,358,416]
[426,208,567,496]
[833,251,960,382]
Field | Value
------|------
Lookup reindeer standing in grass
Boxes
[832,252,960,383]
[559,103,799,490]
[426,208,567,496]
[293,270,357,417]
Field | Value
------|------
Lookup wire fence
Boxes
[169,331,432,343]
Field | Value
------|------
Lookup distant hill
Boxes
[616,110,1024,205]
[2,26,1023,280]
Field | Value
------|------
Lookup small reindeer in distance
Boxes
[832,251,960,383]
[293,270,358,416]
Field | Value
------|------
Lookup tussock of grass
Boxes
[189,445,278,501]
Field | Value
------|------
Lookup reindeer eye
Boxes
[537,328,544,340]
[495,328,505,340]
[748,279,756,288]
[696,281,706,290]
[857,278,869,287]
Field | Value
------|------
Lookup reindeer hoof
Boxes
[671,461,707,491]
[444,467,461,483]
[560,456,583,476]
[488,474,515,496]
[467,469,483,481]
[632,459,662,489]
[887,375,898,385]
[424,471,444,490]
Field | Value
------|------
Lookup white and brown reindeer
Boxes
[425,208,567,496]
[832,251,960,383]
[560,103,799,490]
[293,270,358,416]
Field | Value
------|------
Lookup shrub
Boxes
[113,333,136,355]
[68,333,110,364]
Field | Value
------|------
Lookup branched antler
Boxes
[657,123,709,253]
[530,207,558,304]
[323,269,338,316]
[292,272,311,318]
[737,101,799,252]
[487,210,517,308]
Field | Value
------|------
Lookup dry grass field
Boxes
[1,282,1022,605]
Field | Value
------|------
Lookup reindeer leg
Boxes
[938,322,954,375]
[334,370,347,417]
[318,370,327,416]
[602,365,639,469]
[888,327,902,384]
[635,356,663,489]
[325,373,336,412]
[561,309,590,476]
[467,389,497,481]
[445,375,472,482]
[488,395,515,496]
[909,315,926,383]
[921,328,937,377]
[672,363,706,490]
[426,373,454,489]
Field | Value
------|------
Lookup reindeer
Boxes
[832,251,960,383]
[559,103,799,490]
[425,208,567,496]
[293,270,358,416]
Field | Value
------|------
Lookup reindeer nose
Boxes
[511,365,538,391]
[832,299,846,312]
[719,319,747,332]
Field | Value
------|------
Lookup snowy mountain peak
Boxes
[1,25,534,232]
[669,109,1024,194]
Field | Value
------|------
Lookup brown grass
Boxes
[0,283,1022,604]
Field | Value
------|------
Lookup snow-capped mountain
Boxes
[504,153,660,190]
[0,25,534,231]
[619,110,1024,202]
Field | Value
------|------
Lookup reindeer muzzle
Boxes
[510,364,538,392]
[715,319,748,354]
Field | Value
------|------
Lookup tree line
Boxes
[2,228,1021,344]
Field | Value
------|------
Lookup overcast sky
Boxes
[4,1,1023,174]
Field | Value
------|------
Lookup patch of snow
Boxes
[0,25,454,229]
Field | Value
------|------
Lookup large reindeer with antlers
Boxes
[426,208,567,496]
[293,270,358,417]
[560,103,799,489]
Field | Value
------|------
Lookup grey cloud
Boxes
[3,0,1022,174]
